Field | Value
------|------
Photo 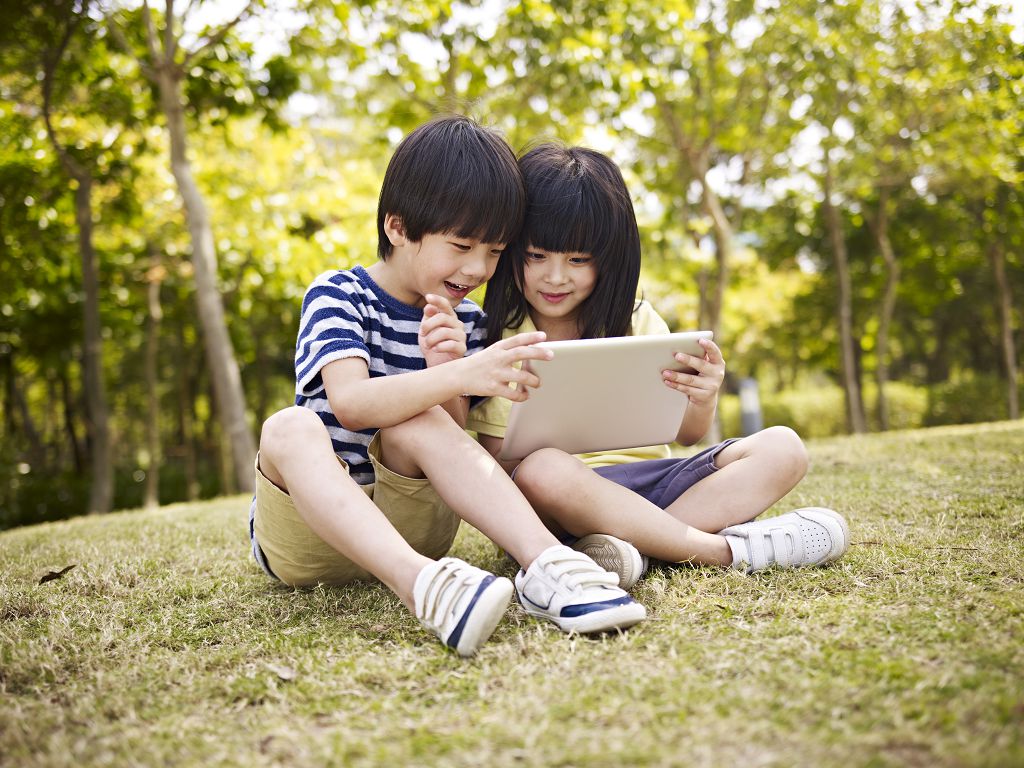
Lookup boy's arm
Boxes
[418,295,471,426]
[322,333,552,432]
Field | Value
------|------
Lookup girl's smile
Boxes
[539,291,570,304]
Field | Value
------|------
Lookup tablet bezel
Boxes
[498,330,714,460]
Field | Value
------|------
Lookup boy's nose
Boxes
[462,249,489,280]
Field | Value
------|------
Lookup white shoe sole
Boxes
[572,534,646,591]
[450,576,514,657]
[520,598,647,634]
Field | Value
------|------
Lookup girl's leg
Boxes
[377,406,560,569]
[512,448,733,566]
[258,406,430,609]
[665,426,809,532]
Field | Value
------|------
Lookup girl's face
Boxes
[521,246,597,334]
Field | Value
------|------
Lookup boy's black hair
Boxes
[484,143,641,345]
[377,116,525,260]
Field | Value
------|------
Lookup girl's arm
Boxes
[661,337,726,446]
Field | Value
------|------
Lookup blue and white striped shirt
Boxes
[294,265,487,485]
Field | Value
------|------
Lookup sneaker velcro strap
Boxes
[770,528,798,568]
[415,558,478,634]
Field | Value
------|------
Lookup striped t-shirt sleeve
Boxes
[295,273,372,398]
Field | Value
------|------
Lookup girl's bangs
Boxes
[524,183,613,256]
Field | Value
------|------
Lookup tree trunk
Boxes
[870,189,900,431]
[823,151,867,434]
[59,368,84,473]
[10,369,46,469]
[143,259,165,510]
[177,323,200,501]
[74,176,114,512]
[154,64,255,494]
[989,238,1020,419]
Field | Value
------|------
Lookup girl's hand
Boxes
[461,331,553,400]
[419,294,466,367]
[661,337,726,409]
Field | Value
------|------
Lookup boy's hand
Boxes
[662,337,725,409]
[462,331,552,400]
[419,294,466,367]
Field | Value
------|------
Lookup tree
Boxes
[105,0,290,492]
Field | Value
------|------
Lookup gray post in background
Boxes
[739,377,763,436]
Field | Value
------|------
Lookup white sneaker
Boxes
[571,534,649,591]
[413,558,514,657]
[515,545,647,634]
[721,507,850,573]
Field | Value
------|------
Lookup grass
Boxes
[2,421,1023,767]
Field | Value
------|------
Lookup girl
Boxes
[468,143,849,588]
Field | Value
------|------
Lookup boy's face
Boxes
[378,217,505,307]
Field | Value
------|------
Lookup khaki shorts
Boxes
[251,432,461,587]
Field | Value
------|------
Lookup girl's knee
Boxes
[760,425,808,480]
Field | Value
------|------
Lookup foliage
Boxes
[0,0,1021,524]
[2,423,1023,765]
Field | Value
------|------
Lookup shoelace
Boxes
[417,560,477,630]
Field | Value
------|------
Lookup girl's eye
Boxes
[570,256,592,265]
[526,251,545,261]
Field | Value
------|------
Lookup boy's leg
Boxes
[258,406,515,657]
[512,447,733,566]
[663,426,809,532]
[258,406,430,608]
[377,406,646,633]
[376,406,563,569]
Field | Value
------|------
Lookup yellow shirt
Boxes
[467,300,674,468]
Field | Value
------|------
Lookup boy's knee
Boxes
[260,406,325,456]
[380,406,464,458]
[515,448,581,496]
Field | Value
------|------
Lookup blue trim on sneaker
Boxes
[560,595,637,618]
[445,574,495,649]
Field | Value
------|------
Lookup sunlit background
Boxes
[1,0,1021,526]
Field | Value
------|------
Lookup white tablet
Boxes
[499,331,713,460]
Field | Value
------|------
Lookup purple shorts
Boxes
[592,438,740,510]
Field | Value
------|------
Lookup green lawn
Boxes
[2,422,1023,767]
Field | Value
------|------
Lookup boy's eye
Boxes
[450,242,471,251]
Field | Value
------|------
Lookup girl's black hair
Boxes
[377,116,525,260]
[484,143,641,345]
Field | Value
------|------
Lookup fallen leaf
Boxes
[39,565,76,585]
[267,663,297,681]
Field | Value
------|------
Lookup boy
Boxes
[249,116,646,657]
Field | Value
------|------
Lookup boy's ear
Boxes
[383,214,407,246]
